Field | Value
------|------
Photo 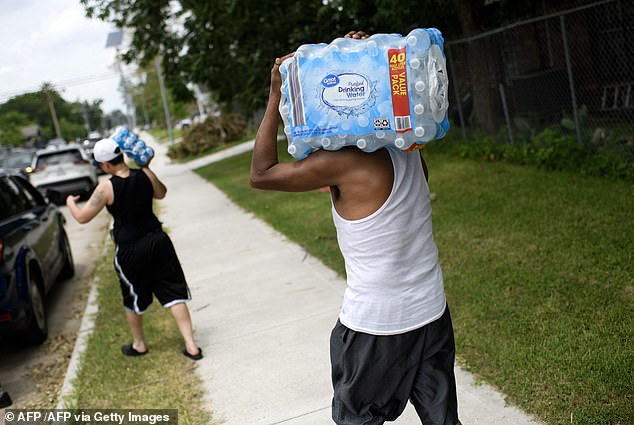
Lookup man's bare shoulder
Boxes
[93,179,114,204]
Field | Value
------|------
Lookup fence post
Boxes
[446,46,467,139]
[499,83,514,145]
[560,15,584,145]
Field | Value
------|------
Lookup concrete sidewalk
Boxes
[150,137,543,425]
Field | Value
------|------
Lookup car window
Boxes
[0,176,29,220]
[36,150,82,167]
[3,152,33,168]
[12,176,45,208]
[0,178,15,221]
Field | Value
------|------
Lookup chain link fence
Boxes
[446,0,633,148]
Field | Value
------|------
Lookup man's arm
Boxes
[142,166,167,199]
[249,54,353,192]
[66,180,111,224]
[250,31,370,193]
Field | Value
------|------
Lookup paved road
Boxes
[0,202,110,409]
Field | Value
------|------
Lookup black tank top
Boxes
[106,168,162,245]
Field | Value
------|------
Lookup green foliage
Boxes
[0,91,53,129]
[561,105,588,131]
[59,118,88,142]
[79,0,476,116]
[0,87,106,144]
[432,124,634,181]
[0,111,31,146]
[167,113,247,159]
[77,1,599,135]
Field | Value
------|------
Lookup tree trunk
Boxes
[453,0,499,133]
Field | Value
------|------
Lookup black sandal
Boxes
[182,347,203,361]
[121,344,148,356]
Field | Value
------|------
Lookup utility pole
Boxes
[82,102,91,135]
[45,89,62,139]
[155,57,174,144]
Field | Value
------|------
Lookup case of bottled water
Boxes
[110,126,155,166]
[279,28,450,160]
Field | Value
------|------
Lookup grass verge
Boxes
[149,128,184,143]
[66,237,213,424]
[169,131,257,164]
[196,142,634,425]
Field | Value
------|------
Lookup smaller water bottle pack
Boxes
[279,28,450,160]
[110,126,155,166]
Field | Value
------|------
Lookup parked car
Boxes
[81,131,102,156]
[28,145,98,204]
[0,170,74,345]
[81,132,105,175]
[46,138,67,148]
[0,149,34,177]
[175,118,192,130]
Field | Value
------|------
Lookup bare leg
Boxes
[125,311,148,353]
[170,302,200,356]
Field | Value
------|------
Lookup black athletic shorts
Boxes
[114,230,191,313]
[330,305,459,425]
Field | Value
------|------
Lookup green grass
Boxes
[174,131,257,164]
[196,142,634,425]
[149,127,184,143]
[67,238,214,424]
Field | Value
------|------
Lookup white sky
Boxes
[0,0,127,114]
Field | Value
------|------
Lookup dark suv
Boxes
[0,170,74,345]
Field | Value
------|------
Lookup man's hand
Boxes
[344,30,369,39]
[66,194,80,208]
[141,155,154,168]
[270,52,295,95]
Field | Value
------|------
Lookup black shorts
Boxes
[330,305,459,425]
[114,230,191,313]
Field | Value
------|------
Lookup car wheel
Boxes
[59,229,75,279]
[25,271,48,345]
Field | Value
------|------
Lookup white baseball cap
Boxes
[93,138,122,163]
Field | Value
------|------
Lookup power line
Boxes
[0,71,120,101]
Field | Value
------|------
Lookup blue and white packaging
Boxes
[110,126,155,166]
[279,28,450,160]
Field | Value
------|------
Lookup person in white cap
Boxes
[66,138,203,361]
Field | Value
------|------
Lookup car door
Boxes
[10,176,60,289]
[0,176,31,295]
[1,178,48,286]
[0,177,25,295]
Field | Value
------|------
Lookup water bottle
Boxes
[109,126,154,166]
[278,28,450,159]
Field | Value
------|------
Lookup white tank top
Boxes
[331,148,446,335]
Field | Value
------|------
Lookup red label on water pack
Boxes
[388,47,412,133]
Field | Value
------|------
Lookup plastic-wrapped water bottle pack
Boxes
[110,126,155,166]
[279,28,450,160]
